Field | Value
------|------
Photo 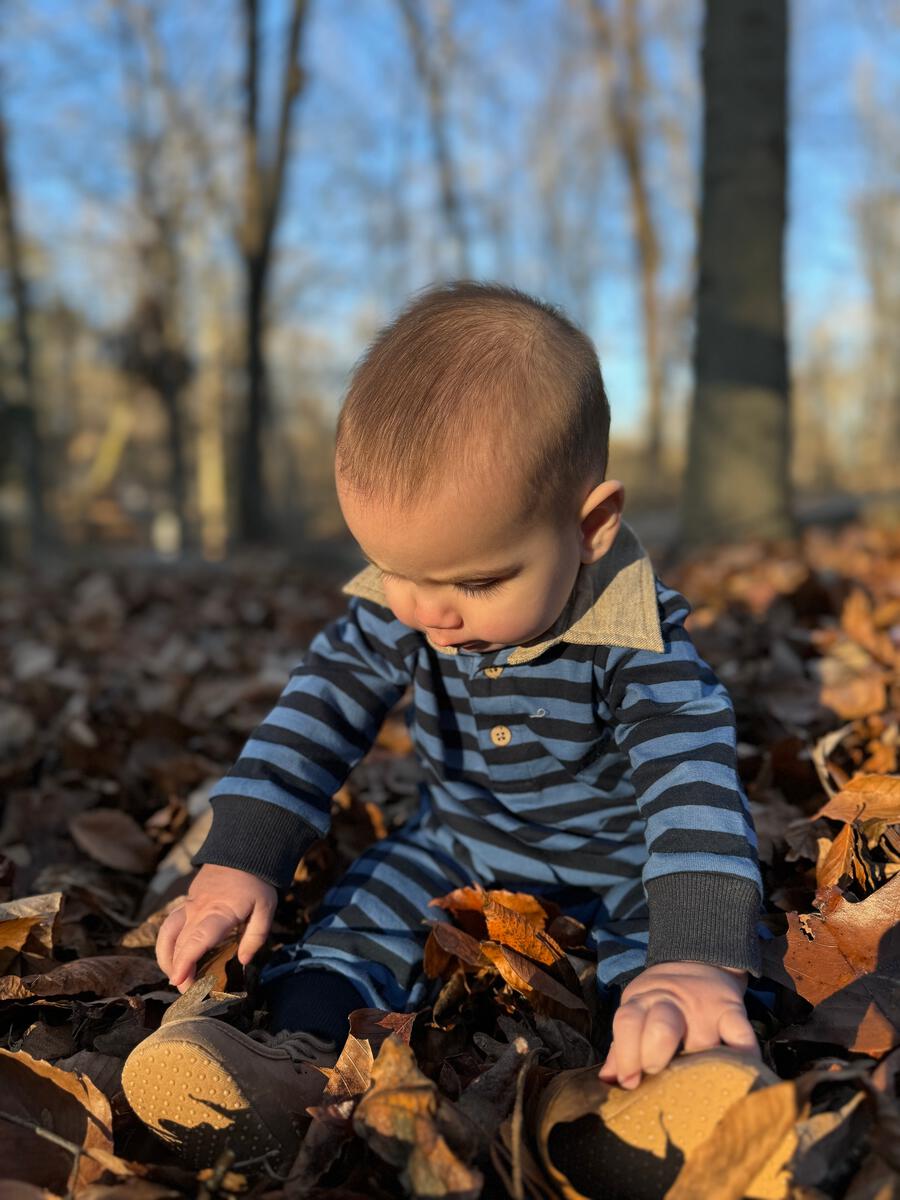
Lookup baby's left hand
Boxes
[597,960,759,1090]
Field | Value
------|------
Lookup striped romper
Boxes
[192,520,766,1032]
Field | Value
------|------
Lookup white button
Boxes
[484,666,504,678]
[490,725,512,746]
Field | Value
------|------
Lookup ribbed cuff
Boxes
[190,795,323,889]
[262,969,368,1043]
[644,871,763,978]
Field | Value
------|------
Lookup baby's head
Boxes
[335,281,624,651]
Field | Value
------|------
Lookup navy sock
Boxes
[262,969,368,1045]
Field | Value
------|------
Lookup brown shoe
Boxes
[121,1016,338,1171]
[538,1048,784,1200]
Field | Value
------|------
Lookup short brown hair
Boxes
[335,280,610,527]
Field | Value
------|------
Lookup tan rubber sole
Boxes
[122,1028,297,1171]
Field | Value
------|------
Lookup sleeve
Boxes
[598,577,764,978]
[190,596,414,888]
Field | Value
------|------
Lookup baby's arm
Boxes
[595,577,764,1083]
[157,596,413,990]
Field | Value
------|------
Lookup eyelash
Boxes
[379,571,503,599]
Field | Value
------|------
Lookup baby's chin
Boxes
[428,624,555,652]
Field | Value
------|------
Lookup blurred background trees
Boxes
[0,0,897,562]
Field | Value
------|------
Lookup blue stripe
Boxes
[209,776,331,833]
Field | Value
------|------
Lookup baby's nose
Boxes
[414,596,461,629]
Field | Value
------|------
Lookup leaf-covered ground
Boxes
[1,522,899,1199]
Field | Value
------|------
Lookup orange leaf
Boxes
[482,895,562,967]
[813,775,900,824]
[424,922,490,977]
[480,943,589,1034]
[760,873,900,1054]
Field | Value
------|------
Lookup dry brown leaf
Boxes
[815,824,873,893]
[0,955,163,1001]
[670,1063,877,1200]
[69,809,158,874]
[284,1031,378,1197]
[455,1034,536,1158]
[428,883,557,940]
[761,874,900,1054]
[750,792,809,865]
[353,1036,482,1199]
[479,943,589,1034]
[813,774,900,824]
[423,921,490,978]
[790,1090,868,1190]
[0,893,62,975]
[814,650,888,721]
[118,896,184,949]
[841,588,899,669]
[347,1007,418,1048]
[482,895,562,967]
[810,723,859,798]
[666,1079,800,1200]
[0,1048,134,1192]
[318,1032,376,1106]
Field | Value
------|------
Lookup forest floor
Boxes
[0,515,899,1198]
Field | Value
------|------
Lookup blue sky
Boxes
[3,0,897,438]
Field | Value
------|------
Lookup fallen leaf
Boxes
[0,893,62,974]
[69,809,158,874]
[423,921,490,977]
[347,1007,418,1048]
[0,955,163,1001]
[482,895,563,968]
[814,650,888,722]
[353,1036,482,1199]
[812,775,900,825]
[761,875,900,1054]
[0,1048,134,1192]
[480,943,590,1034]
[667,1079,800,1200]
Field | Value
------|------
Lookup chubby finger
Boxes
[598,1043,618,1081]
[169,911,237,989]
[717,1004,761,1057]
[640,999,686,1075]
[238,899,274,966]
[156,903,188,979]
[608,1000,648,1088]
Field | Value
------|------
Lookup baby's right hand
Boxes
[156,863,278,993]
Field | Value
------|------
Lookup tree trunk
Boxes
[681,0,796,548]
[236,0,309,545]
[0,98,50,553]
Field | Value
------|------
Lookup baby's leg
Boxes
[259,818,475,1043]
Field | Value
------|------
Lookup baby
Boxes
[124,281,767,1169]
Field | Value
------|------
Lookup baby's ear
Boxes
[579,480,624,561]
